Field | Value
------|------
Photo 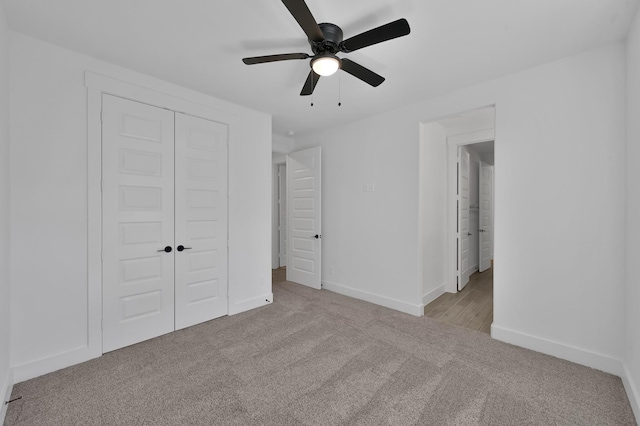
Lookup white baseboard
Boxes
[11,293,273,384]
[491,323,622,376]
[622,363,640,423]
[423,284,446,307]
[228,293,273,316]
[322,280,423,317]
[0,367,14,425]
[13,345,99,384]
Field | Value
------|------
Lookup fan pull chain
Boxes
[338,73,342,107]
[311,73,314,107]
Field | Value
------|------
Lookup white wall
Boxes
[296,110,424,315]
[272,134,295,154]
[420,122,447,305]
[490,44,626,374]
[624,5,640,419]
[480,153,494,165]
[0,4,12,422]
[9,32,272,381]
[296,42,627,374]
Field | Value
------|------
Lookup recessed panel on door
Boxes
[120,222,163,246]
[119,148,163,176]
[102,94,175,353]
[174,113,228,330]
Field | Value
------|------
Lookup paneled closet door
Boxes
[102,94,176,353]
[174,113,228,330]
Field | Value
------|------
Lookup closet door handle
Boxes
[177,245,192,252]
[157,246,172,253]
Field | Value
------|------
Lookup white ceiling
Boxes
[2,0,637,137]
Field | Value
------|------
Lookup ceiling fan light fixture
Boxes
[311,54,341,76]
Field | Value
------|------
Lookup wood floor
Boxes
[272,266,493,335]
[424,268,493,334]
[272,266,286,284]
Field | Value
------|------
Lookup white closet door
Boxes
[174,113,228,330]
[102,94,176,353]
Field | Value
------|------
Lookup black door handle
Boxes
[177,245,192,252]
[312,234,321,239]
[157,246,172,253]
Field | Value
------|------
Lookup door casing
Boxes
[479,161,493,272]
[278,164,287,267]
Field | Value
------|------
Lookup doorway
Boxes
[424,140,494,334]
[420,106,495,334]
[272,156,287,287]
[271,147,323,289]
[458,142,495,288]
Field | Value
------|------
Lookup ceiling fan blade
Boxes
[340,58,385,87]
[340,18,410,53]
[242,53,309,65]
[282,0,325,43]
[300,70,321,96]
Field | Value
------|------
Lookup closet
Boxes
[101,94,228,352]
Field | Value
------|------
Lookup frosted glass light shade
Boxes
[312,56,340,76]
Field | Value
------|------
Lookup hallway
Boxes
[424,268,493,334]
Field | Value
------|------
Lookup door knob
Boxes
[177,245,192,252]
[157,246,172,253]
[311,234,321,239]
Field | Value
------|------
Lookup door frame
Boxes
[271,156,286,269]
[277,164,287,267]
[446,129,494,293]
[86,72,236,358]
[478,161,494,272]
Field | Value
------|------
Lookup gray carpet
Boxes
[5,281,636,425]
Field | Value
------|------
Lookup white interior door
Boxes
[278,164,287,267]
[286,147,321,289]
[174,113,228,330]
[102,94,175,352]
[479,162,493,272]
[458,146,471,290]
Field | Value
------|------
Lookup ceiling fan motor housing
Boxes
[311,23,343,54]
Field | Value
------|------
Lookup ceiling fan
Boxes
[242,0,411,96]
